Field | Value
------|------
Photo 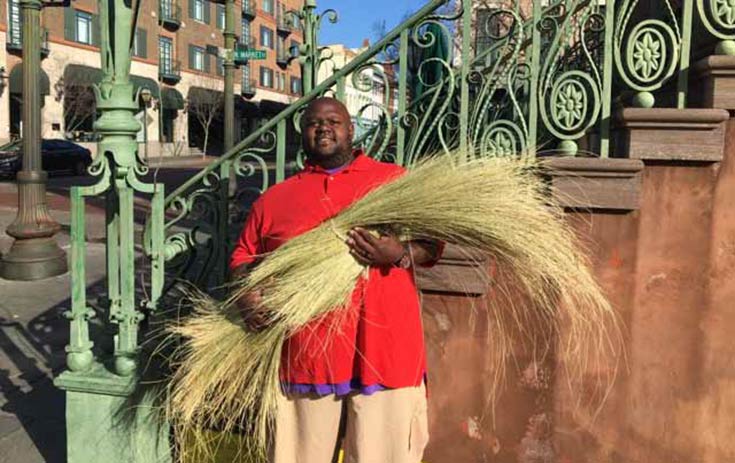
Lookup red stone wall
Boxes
[420,122,735,463]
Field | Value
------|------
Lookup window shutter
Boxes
[188,45,195,70]
[64,8,75,41]
[91,14,100,46]
[139,29,148,58]
[188,0,195,19]
[203,0,211,24]
[203,53,210,73]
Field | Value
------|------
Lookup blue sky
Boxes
[316,0,427,48]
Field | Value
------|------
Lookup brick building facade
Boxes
[0,0,303,155]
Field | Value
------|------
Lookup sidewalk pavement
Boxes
[0,182,121,463]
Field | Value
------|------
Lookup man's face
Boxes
[302,99,354,166]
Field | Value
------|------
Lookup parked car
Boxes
[0,139,93,178]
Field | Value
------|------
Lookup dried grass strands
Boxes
[164,153,620,461]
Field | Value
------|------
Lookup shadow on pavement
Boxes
[0,276,109,463]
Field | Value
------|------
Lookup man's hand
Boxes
[235,289,271,331]
[231,262,271,331]
[346,227,405,267]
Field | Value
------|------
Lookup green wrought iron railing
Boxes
[59,0,735,388]
[142,0,735,305]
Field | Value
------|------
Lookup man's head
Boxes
[301,97,354,169]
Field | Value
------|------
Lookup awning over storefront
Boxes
[187,86,221,103]
[239,100,260,116]
[161,87,185,110]
[63,64,160,99]
[188,87,251,112]
[258,99,288,115]
[9,64,50,95]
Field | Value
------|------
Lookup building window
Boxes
[160,36,174,73]
[243,63,252,82]
[194,0,204,20]
[64,8,98,46]
[190,0,210,23]
[262,0,274,15]
[216,3,225,30]
[133,28,148,58]
[241,18,251,45]
[260,26,274,49]
[290,76,302,95]
[75,11,93,45]
[161,0,174,20]
[216,56,225,76]
[8,0,21,47]
[260,66,273,88]
[190,45,207,72]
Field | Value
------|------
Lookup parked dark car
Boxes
[0,139,93,178]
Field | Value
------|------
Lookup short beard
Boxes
[308,148,354,169]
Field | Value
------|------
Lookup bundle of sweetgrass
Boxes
[164,152,620,461]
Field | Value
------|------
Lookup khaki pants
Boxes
[269,385,429,463]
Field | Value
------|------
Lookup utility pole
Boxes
[0,0,67,281]
[223,0,235,152]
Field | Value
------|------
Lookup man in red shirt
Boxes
[231,97,440,463]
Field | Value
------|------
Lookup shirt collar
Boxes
[302,149,371,175]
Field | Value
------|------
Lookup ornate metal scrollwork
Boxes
[538,1,605,154]
[697,0,735,53]
[614,0,681,107]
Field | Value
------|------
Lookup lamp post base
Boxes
[0,236,68,280]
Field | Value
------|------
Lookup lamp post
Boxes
[223,0,235,152]
[0,0,67,281]
[140,87,152,161]
[223,0,236,201]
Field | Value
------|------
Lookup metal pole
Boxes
[0,0,67,281]
[224,0,235,152]
[143,107,149,161]
[301,0,317,94]
[458,0,472,159]
[141,88,151,161]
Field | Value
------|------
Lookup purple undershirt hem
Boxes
[280,379,387,397]
[280,374,428,397]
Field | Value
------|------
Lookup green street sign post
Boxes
[235,47,267,61]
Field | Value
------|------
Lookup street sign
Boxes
[234,48,267,61]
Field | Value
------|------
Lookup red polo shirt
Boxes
[230,152,428,390]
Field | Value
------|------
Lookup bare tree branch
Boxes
[186,78,224,155]
[60,81,97,139]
